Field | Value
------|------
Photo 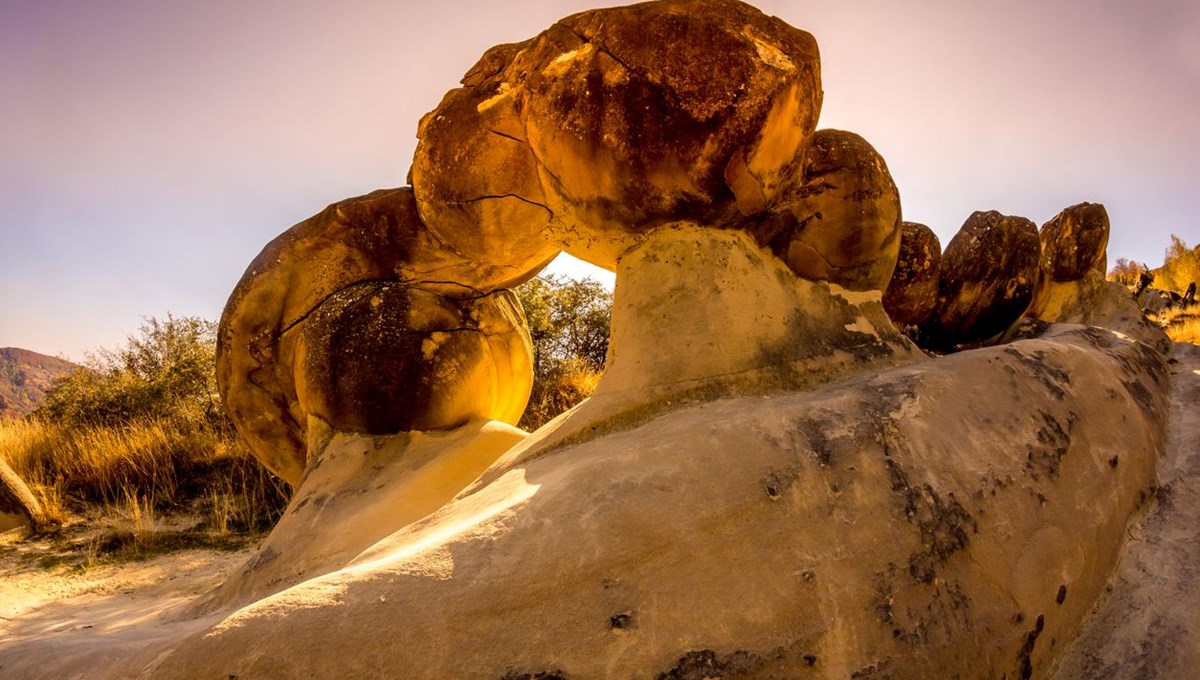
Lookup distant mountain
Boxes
[0,348,78,419]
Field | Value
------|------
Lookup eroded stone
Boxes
[884,221,942,327]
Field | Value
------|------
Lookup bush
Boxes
[1156,235,1200,294]
[37,315,224,427]
[514,275,612,429]
[5,314,290,553]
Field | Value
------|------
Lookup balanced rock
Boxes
[923,210,1040,348]
[883,221,942,326]
[1039,202,1109,282]
[217,187,543,485]
[412,0,822,268]
[768,129,902,291]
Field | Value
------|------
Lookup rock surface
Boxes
[923,210,1040,349]
[1039,202,1109,282]
[883,221,942,327]
[768,129,902,291]
[412,0,822,268]
[217,187,544,485]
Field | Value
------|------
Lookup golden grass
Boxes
[1150,307,1200,345]
[0,415,289,558]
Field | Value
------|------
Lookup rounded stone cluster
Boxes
[216,0,949,483]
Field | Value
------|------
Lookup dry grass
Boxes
[1160,309,1200,345]
[0,415,289,563]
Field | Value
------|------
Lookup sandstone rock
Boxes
[923,210,1040,349]
[883,221,942,327]
[768,129,902,291]
[411,0,822,268]
[140,297,1167,680]
[217,187,545,485]
[0,458,42,533]
[1051,342,1200,680]
[1023,271,1170,354]
[295,283,532,435]
[474,224,922,488]
[1039,202,1109,282]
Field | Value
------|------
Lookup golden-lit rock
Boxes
[412,0,822,268]
[217,187,541,485]
[768,129,902,291]
[294,283,531,435]
[1039,202,1110,282]
[923,210,1040,348]
[883,221,942,327]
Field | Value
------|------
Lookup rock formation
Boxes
[883,221,941,328]
[0,1,1189,678]
[921,210,1041,349]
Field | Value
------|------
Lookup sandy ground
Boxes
[0,530,252,679]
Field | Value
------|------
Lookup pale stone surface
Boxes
[136,323,1166,680]
[208,420,527,608]
[1051,342,1200,679]
[883,221,942,327]
[474,224,922,486]
[0,458,42,533]
[412,0,821,268]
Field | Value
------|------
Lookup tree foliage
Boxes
[1156,235,1200,294]
[37,314,224,427]
[514,274,612,429]
[1107,257,1150,287]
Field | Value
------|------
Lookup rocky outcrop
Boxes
[138,228,1167,680]
[412,0,822,268]
[2,2,1183,678]
[883,221,941,328]
[922,210,1040,349]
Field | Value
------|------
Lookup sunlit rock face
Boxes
[0,459,42,533]
[216,187,542,485]
[411,0,822,268]
[921,210,1041,349]
[883,221,942,328]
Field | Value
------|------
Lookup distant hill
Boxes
[0,348,78,419]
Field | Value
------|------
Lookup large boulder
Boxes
[883,221,942,327]
[411,0,822,268]
[1039,202,1109,282]
[217,188,543,485]
[767,129,902,291]
[922,210,1040,349]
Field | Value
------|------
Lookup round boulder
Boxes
[295,283,532,435]
[883,221,942,327]
[1039,202,1110,282]
[923,211,1040,348]
[411,0,822,268]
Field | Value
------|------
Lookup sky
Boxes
[2,0,1198,360]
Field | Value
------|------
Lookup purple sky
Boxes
[3,0,1198,360]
